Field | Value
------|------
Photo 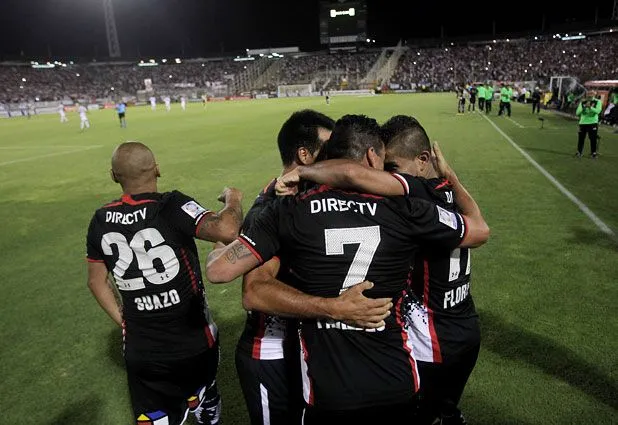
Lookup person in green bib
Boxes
[575,90,602,159]
[485,84,494,114]
[477,84,486,112]
[498,84,512,117]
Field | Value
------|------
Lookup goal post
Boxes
[277,84,313,98]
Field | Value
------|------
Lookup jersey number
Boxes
[325,226,381,293]
[101,228,180,291]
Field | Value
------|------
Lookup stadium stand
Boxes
[0,32,616,105]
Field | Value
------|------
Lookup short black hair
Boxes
[277,110,335,167]
[386,121,431,160]
[326,114,384,161]
[381,115,420,146]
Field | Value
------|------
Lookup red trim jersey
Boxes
[394,174,480,364]
[238,184,466,410]
[237,179,289,360]
[86,192,218,361]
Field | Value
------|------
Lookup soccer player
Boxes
[325,92,331,105]
[467,84,477,112]
[77,103,90,131]
[164,96,172,112]
[485,84,494,114]
[477,83,485,112]
[58,104,68,123]
[575,91,602,159]
[206,115,490,424]
[498,83,512,117]
[531,87,542,114]
[457,86,466,114]
[236,110,390,425]
[116,101,127,128]
[150,96,157,111]
[277,116,484,425]
[86,142,244,425]
[181,96,187,111]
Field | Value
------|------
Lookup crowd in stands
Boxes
[391,34,617,91]
[268,51,380,90]
[0,33,616,104]
[0,59,248,103]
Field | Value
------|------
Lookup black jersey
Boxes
[239,184,466,410]
[237,179,289,360]
[86,192,217,361]
[393,174,480,364]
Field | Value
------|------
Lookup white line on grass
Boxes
[0,145,96,150]
[481,114,615,236]
[0,145,103,167]
[506,116,525,128]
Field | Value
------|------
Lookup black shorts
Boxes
[235,347,302,425]
[417,343,480,424]
[303,401,417,425]
[118,112,125,119]
[126,345,219,425]
[470,96,476,103]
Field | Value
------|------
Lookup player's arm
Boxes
[207,199,285,283]
[591,99,603,115]
[432,142,489,248]
[576,102,584,116]
[276,160,405,196]
[196,187,244,244]
[87,262,122,326]
[242,259,391,328]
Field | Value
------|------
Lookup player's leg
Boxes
[417,361,443,425]
[589,125,598,158]
[125,356,191,425]
[235,347,293,425]
[507,102,511,117]
[80,119,85,130]
[576,125,586,157]
[187,345,222,425]
[437,344,480,425]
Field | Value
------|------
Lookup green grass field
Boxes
[0,94,616,424]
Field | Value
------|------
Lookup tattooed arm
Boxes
[196,187,244,244]
[205,239,261,283]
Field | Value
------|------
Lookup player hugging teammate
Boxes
[87,111,490,425]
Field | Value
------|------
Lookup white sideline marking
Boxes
[0,145,96,150]
[506,116,525,128]
[482,114,615,236]
[0,145,103,167]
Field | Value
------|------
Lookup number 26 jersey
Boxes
[86,191,217,360]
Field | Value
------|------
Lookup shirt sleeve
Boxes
[404,197,466,251]
[391,172,430,197]
[86,214,105,263]
[238,200,281,264]
[166,191,212,237]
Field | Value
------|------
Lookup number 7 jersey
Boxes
[86,191,218,360]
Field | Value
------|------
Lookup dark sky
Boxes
[0,0,614,60]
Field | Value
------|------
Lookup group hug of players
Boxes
[86,110,490,425]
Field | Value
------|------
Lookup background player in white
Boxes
[164,96,171,112]
[181,96,187,111]
[149,96,157,111]
[77,103,90,131]
[58,104,68,123]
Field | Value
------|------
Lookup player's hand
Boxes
[328,281,392,329]
[432,142,454,180]
[218,187,243,204]
[275,169,301,196]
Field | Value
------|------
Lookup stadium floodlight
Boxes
[76,73,80,77]
[62,64,67,67]
[451,42,454,45]
[493,39,497,43]
[445,48,448,51]
[529,63,532,66]
[70,61,74,65]
[573,54,577,58]
[413,61,416,65]
[201,64,205,67]
[169,75,172,79]
[372,40,376,43]
[534,36,538,40]
[540,60,543,63]
[162,59,167,63]
[111,87,114,91]
[330,8,355,18]
[175,58,182,64]
[20,85,24,89]
[21,78,26,82]
[562,35,586,40]
[485,67,489,70]
[417,52,420,56]
[506,38,510,42]
[149,59,156,63]
[366,38,371,42]
[488,61,491,64]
